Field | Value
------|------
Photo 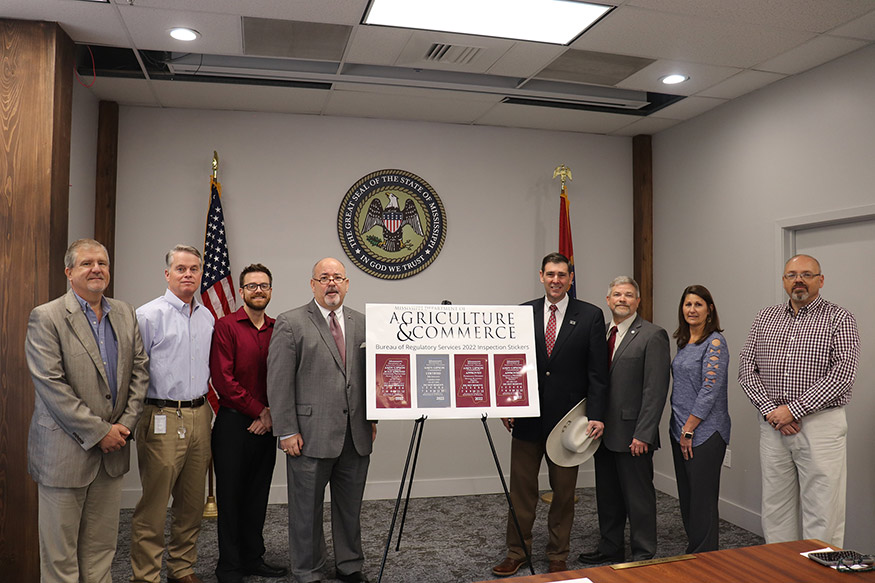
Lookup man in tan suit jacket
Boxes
[26,239,149,583]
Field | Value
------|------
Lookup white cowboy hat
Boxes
[546,399,601,467]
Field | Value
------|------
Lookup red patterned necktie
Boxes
[329,311,346,365]
[545,304,558,357]
[607,325,618,366]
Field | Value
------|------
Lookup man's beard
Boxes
[791,287,809,301]
[245,296,269,310]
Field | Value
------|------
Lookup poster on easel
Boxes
[366,303,540,420]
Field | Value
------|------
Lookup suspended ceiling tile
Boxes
[4,0,133,47]
[754,35,868,75]
[150,79,329,114]
[475,103,637,135]
[242,17,351,60]
[608,117,683,136]
[572,5,816,69]
[617,60,740,95]
[123,0,370,25]
[829,10,875,41]
[487,42,566,79]
[625,0,875,33]
[535,49,655,86]
[649,95,728,120]
[698,70,787,99]
[117,5,242,55]
[324,87,499,124]
[84,77,162,108]
[344,25,413,66]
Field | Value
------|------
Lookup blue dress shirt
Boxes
[136,289,214,400]
[74,291,119,403]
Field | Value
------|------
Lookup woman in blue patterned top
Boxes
[670,284,730,553]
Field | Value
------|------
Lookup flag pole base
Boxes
[203,495,218,518]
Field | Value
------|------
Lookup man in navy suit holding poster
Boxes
[493,252,609,576]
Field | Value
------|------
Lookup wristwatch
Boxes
[682,430,694,439]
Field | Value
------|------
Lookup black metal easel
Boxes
[377,414,535,582]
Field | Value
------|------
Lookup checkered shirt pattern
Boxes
[738,295,859,420]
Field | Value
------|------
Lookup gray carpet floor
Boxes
[112,488,763,582]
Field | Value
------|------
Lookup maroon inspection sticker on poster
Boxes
[454,354,491,407]
[375,354,411,408]
[494,354,529,407]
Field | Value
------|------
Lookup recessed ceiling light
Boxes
[363,0,613,45]
[660,74,689,85]
[169,28,200,42]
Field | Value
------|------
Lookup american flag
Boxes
[201,177,237,320]
[202,177,236,413]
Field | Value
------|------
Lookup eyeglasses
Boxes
[313,275,347,285]
[242,283,272,291]
[782,272,821,281]
[836,556,875,573]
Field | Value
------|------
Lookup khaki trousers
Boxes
[38,464,123,583]
[505,437,579,562]
[130,403,212,582]
[760,407,847,548]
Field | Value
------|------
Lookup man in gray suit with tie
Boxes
[579,276,670,564]
[267,257,376,583]
[25,238,149,583]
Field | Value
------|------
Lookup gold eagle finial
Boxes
[553,164,572,186]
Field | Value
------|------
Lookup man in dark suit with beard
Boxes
[579,276,670,565]
[492,252,609,576]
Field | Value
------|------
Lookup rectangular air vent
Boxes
[424,43,483,65]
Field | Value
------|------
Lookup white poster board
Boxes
[366,303,540,420]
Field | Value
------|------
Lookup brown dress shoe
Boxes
[492,557,528,577]
[167,575,203,583]
[548,560,567,573]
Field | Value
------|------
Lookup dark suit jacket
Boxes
[512,297,609,443]
[26,289,149,488]
[267,299,371,459]
[601,314,671,452]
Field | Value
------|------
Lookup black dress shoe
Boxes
[336,571,370,583]
[578,550,625,564]
[243,559,289,578]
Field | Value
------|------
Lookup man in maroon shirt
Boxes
[210,264,287,583]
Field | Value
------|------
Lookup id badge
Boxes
[154,414,167,435]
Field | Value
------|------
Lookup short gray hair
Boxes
[165,244,203,268]
[607,276,640,297]
[64,239,109,269]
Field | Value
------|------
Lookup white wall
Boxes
[651,44,875,549]
[109,109,633,506]
[69,80,98,241]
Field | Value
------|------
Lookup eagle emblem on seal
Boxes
[362,193,424,252]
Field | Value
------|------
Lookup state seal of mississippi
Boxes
[338,169,447,279]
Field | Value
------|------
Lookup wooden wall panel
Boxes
[95,100,119,297]
[633,134,654,322]
[0,19,74,582]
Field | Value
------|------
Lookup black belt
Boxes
[145,396,207,409]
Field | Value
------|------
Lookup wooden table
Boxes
[479,540,875,583]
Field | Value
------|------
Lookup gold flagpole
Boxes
[203,150,220,519]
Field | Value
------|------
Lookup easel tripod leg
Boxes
[377,417,422,583]
[396,416,426,550]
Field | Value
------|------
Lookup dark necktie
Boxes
[329,311,346,365]
[607,325,618,366]
[545,304,558,357]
